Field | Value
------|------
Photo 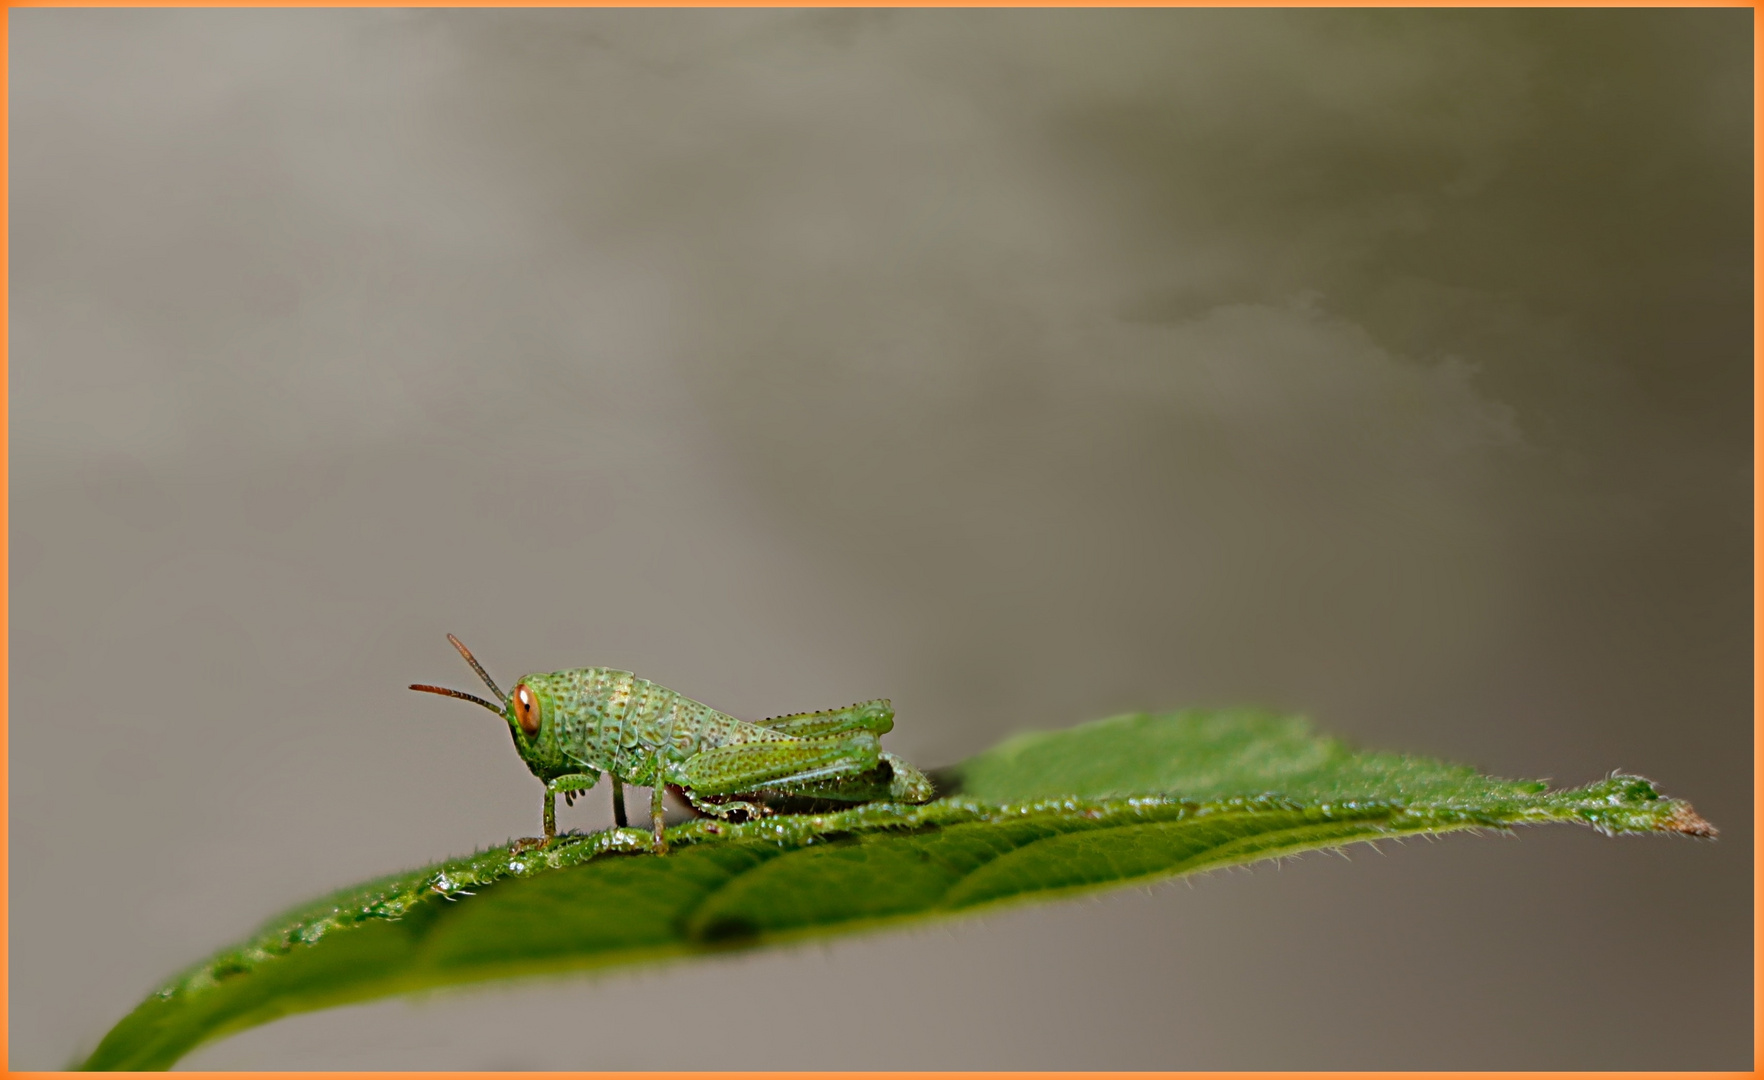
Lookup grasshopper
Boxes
[411,635,935,853]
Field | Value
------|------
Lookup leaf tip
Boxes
[1662,802,1718,838]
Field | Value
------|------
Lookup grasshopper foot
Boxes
[883,752,936,803]
[510,835,551,855]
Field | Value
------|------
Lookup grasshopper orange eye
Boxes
[512,684,540,736]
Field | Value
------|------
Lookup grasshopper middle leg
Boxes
[649,784,669,853]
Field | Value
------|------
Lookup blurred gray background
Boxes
[10,9,1751,1069]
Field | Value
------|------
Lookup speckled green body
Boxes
[496,665,934,850]
[512,668,897,792]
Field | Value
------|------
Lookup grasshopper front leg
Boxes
[514,772,600,854]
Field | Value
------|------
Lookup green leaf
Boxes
[80,710,1712,1070]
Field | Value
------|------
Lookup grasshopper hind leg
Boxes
[683,790,770,823]
[756,699,893,738]
[881,752,935,803]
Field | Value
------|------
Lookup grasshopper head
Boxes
[503,673,595,778]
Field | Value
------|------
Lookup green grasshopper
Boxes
[411,635,935,853]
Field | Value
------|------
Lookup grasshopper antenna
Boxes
[446,633,507,705]
[408,634,509,715]
[409,683,504,715]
